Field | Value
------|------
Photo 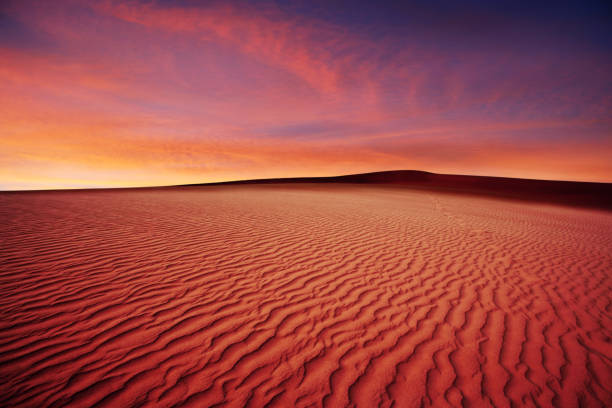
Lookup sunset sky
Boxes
[1,0,611,189]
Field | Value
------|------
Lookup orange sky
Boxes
[1,0,611,189]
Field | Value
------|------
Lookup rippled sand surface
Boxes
[1,185,611,407]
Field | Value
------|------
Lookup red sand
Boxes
[0,185,611,407]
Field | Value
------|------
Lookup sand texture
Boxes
[0,185,611,407]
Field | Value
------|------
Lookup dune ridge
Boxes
[0,184,611,407]
[186,170,612,211]
[6,170,612,211]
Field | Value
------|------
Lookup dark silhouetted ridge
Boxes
[187,170,612,210]
[5,170,610,210]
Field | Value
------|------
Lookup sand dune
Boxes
[0,184,611,407]
[189,170,612,210]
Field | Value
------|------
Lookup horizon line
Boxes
[2,169,612,193]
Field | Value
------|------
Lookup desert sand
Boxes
[0,184,611,407]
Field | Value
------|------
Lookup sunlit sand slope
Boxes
[1,185,611,407]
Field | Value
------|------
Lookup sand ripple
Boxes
[0,185,611,407]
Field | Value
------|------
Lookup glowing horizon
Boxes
[1,0,611,190]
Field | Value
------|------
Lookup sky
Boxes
[1,0,611,189]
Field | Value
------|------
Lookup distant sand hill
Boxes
[188,170,612,210]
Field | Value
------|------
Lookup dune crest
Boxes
[1,185,611,407]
